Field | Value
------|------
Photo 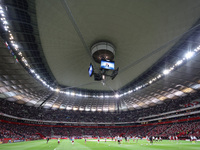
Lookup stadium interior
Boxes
[0,0,200,149]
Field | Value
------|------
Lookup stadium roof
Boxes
[0,0,200,111]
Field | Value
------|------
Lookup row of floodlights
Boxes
[0,4,199,99]
[119,51,199,97]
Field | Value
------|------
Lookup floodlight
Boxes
[185,51,194,59]
[163,69,170,75]
[175,60,183,66]
[115,94,119,98]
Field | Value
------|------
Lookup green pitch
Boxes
[0,139,199,150]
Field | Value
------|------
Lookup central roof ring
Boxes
[91,42,115,63]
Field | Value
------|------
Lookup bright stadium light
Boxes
[175,60,183,66]
[0,10,4,14]
[71,92,75,96]
[79,107,84,111]
[184,51,194,59]
[128,90,133,93]
[100,95,104,98]
[55,88,60,92]
[157,74,162,78]
[4,25,9,31]
[3,20,8,24]
[115,94,119,98]
[30,69,35,73]
[65,92,70,95]
[36,74,40,79]
[163,69,170,75]
[78,93,82,97]
[105,95,110,98]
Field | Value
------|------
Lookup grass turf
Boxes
[0,139,199,150]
